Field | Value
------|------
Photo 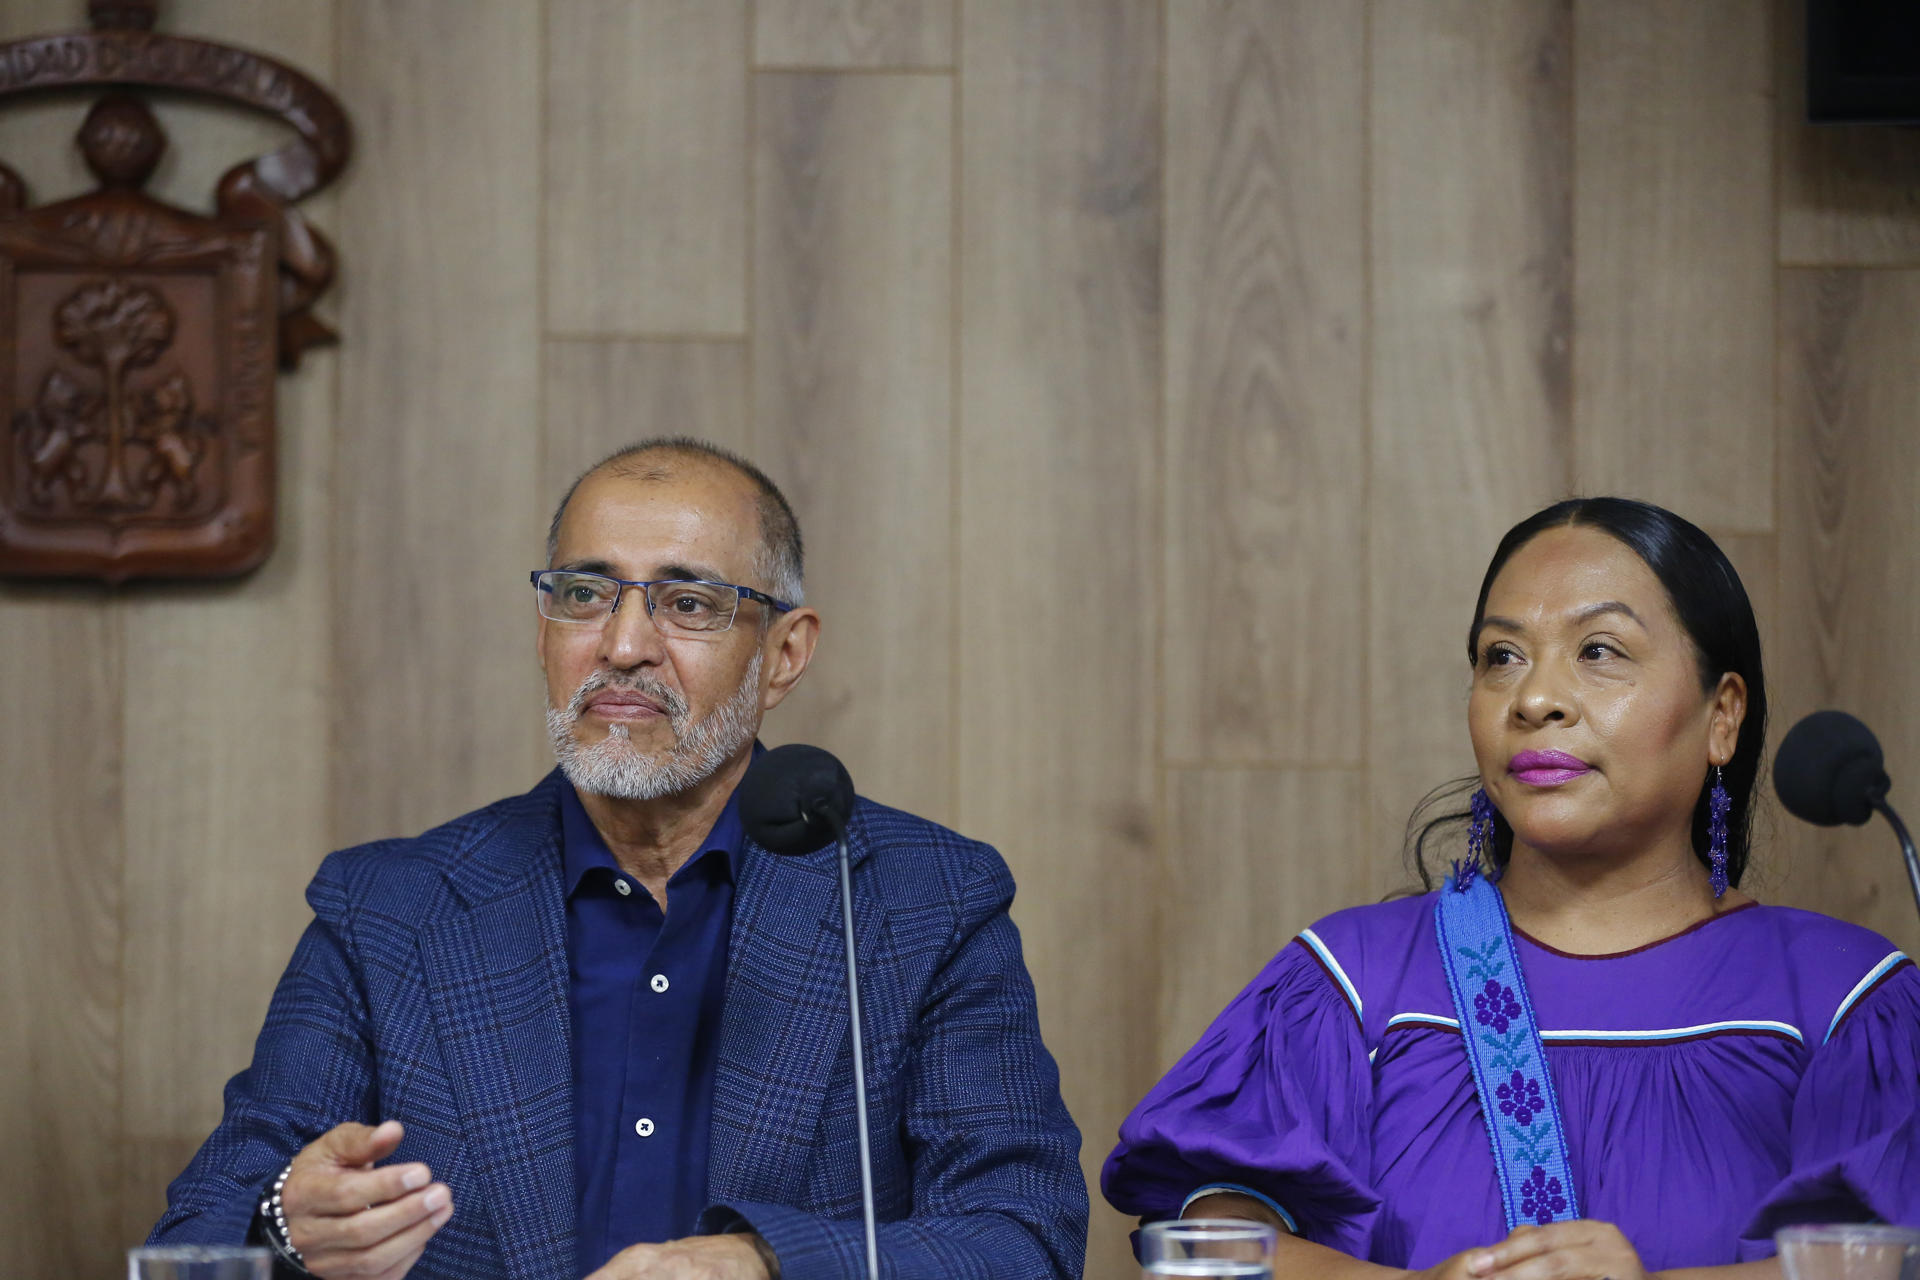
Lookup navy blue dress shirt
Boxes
[560,778,738,1277]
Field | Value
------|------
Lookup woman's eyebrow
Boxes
[1472,601,1644,644]
[1476,614,1523,637]
[1574,600,1645,629]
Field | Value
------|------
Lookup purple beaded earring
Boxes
[1469,787,1499,881]
[1707,765,1731,898]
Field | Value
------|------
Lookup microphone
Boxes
[738,743,854,855]
[738,745,878,1280]
[1775,710,1920,924]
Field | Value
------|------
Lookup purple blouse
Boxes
[1103,894,1919,1270]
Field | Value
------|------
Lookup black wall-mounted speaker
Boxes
[1808,0,1920,124]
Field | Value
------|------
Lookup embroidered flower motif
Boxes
[1519,1165,1568,1225]
[1473,979,1522,1033]
[1495,1070,1544,1126]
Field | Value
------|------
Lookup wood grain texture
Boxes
[1777,0,1920,267]
[754,0,952,68]
[1162,1,1366,766]
[1573,0,1773,532]
[1158,768,1369,1067]
[1368,0,1575,875]
[0,597,123,1279]
[546,0,748,335]
[331,0,545,846]
[542,339,750,499]
[1774,269,1920,952]
[957,3,1159,1268]
[752,73,953,821]
[114,1,341,1241]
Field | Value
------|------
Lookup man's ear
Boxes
[761,607,820,711]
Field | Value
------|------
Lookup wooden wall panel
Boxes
[331,0,545,845]
[957,3,1160,1268]
[115,2,342,1243]
[754,0,952,69]
[1162,1,1366,766]
[1776,0,1920,267]
[546,0,748,336]
[1776,269,1920,953]
[1573,0,1772,531]
[1158,768,1370,1067]
[0,601,122,1279]
[1368,1,1575,876]
[752,73,953,821]
[541,339,750,504]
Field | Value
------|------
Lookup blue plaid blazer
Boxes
[151,772,1088,1279]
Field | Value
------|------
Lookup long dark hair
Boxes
[1408,497,1768,890]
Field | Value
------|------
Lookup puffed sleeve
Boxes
[1740,961,1920,1257]
[1101,936,1380,1256]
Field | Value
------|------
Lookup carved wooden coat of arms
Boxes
[0,0,349,581]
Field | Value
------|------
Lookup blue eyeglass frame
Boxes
[529,569,795,624]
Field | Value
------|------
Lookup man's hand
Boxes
[279,1119,454,1280]
[585,1233,775,1280]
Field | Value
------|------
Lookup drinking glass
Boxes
[1140,1218,1277,1278]
[1776,1224,1920,1280]
[127,1245,271,1280]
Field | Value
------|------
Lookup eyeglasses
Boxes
[530,569,794,634]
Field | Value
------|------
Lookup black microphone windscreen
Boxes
[1775,710,1890,828]
[739,743,856,855]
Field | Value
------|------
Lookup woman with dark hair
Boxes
[1104,498,1919,1279]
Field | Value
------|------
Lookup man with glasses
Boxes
[150,439,1087,1280]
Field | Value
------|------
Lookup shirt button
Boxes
[650,974,670,993]
[614,879,631,896]
[634,1117,655,1138]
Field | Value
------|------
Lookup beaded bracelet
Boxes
[258,1160,308,1271]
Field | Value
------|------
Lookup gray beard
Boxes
[547,650,763,800]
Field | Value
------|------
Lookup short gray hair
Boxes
[545,437,805,605]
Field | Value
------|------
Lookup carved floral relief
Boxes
[23,277,213,517]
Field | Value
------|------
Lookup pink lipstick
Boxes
[1508,749,1592,787]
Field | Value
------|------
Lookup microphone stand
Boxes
[813,804,880,1280]
[1872,798,1920,926]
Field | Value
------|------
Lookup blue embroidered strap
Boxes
[1435,868,1581,1230]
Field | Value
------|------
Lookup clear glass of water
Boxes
[1776,1224,1920,1280]
[1140,1218,1277,1278]
[128,1245,271,1280]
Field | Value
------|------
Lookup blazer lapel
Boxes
[417,797,576,1280]
[707,823,890,1206]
